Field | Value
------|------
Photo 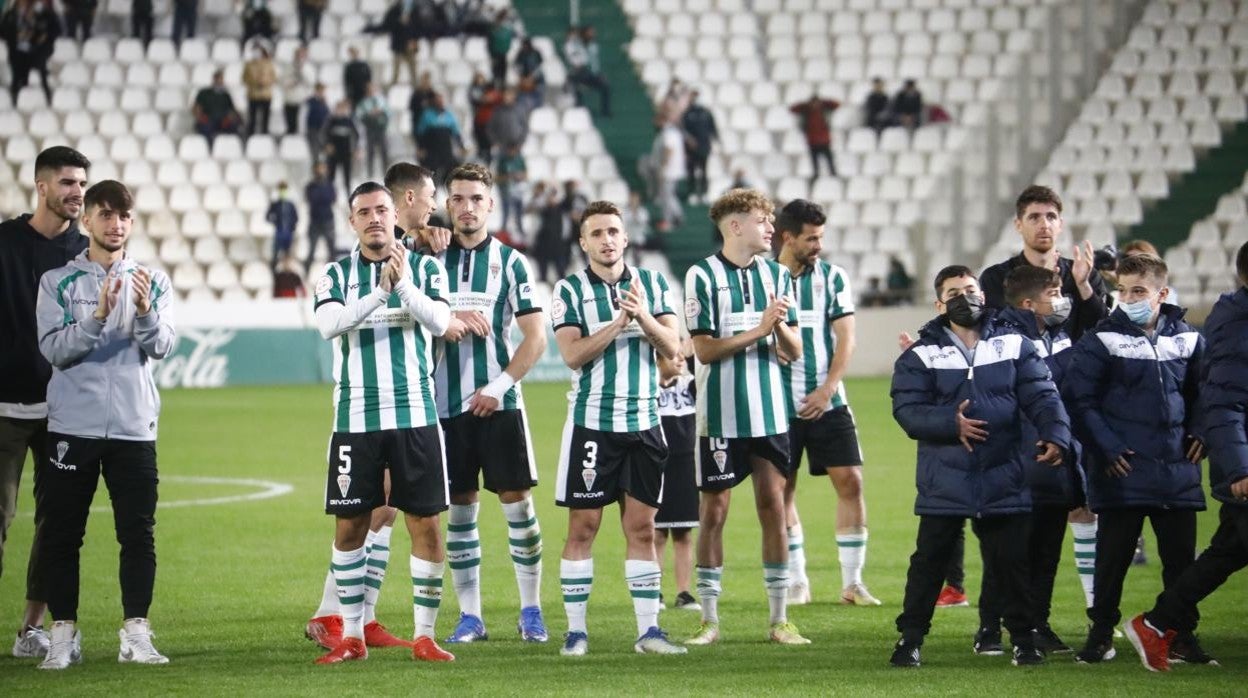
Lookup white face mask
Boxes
[1121,297,1156,327]
[1042,295,1072,327]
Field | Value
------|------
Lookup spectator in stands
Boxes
[242,43,277,137]
[62,0,97,42]
[1100,239,1179,306]
[355,82,391,179]
[529,181,568,283]
[305,81,329,162]
[681,89,718,206]
[860,277,889,308]
[487,8,515,88]
[468,71,503,161]
[488,88,530,156]
[343,45,372,109]
[192,69,242,146]
[887,256,914,304]
[2,0,59,105]
[729,168,754,191]
[654,118,686,230]
[562,178,588,233]
[495,144,527,241]
[414,92,464,185]
[790,93,840,182]
[323,99,359,195]
[408,71,436,142]
[297,0,324,42]
[892,79,923,131]
[303,161,337,275]
[171,0,197,48]
[241,0,275,48]
[366,0,419,87]
[266,181,298,272]
[564,25,611,118]
[623,189,652,265]
[272,253,305,298]
[865,77,892,134]
[514,36,543,110]
[131,0,153,49]
[657,79,691,125]
[282,45,313,137]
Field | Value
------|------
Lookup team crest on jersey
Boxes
[1175,336,1186,354]
[581,468,596,491]
[551,298,567,321]
[992,338,1004,357]
[685,298,701,321]
[712,450,727,473]
[315,275,333,295]
[812,278,825,297]
[337,474,351,498]
[490,261,501,277]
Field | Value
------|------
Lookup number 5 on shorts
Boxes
[338,445,352,474]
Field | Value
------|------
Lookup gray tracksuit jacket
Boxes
[36,250,176,441]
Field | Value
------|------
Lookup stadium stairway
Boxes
[513,0,718,280]
[1130,118,1248,252]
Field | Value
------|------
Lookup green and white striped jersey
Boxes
[684,253,798,439]
[434,236,542,418]
[551,265,676,432]
[313,249,448,433]
[781,260,855,413]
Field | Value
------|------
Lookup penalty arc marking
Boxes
[87,476,294,513]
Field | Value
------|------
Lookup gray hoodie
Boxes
[36,250,176,440]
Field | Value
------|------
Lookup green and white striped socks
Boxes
[787,525,808,586]
[331,545,367,639]
[410,556,444,640]
[560,558,593,633]
[362,525,393,624]
[447,503,482,617]
[625,559,661,636]
[764,562,791,624]
[503,498,543,610]
[1071,521,1098,608]
[695,566,722,624]
[837,530,868,588]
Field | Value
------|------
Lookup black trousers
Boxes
[1146,504,1246,634]
[303,220,338,274]
[685,150,709,198]
[808,144,837,178]
[283,104,300,135]
[945,523,965,589]
[0,417,48,600]
[980,505,1068,630]
[132,13,154,48]
[173,4,198,46]
[1088,507,1197,633]
[38,434,159,621]
[248,99,271,137]
[897,514,1035,645]
[327,152,353,197]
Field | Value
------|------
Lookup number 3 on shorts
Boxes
[338,445,352,474]
[582,441,598,469]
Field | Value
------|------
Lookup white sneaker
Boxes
[37,621,82,670]
[13,625,50,658]
[787,581,812,605]
[118,618,169,664]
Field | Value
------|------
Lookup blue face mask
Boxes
[1121,298,1155,327]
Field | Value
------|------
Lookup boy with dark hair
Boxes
[1125,242,1248,671]
[1064,254,1210,665]
[889,265,1070,668]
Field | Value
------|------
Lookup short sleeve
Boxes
[416,254,449,303]
[684,266,716,335]
[507,252,542,316]
[650,271,675,317]
[828,266,855,319]
[313,263,344,309]
[551,279,583,333]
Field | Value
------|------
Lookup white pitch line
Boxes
[85,475,294,513]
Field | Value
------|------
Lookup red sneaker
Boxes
[935,585,969,608]
[412,636,455,662]
[1124,614,1174,672]
[314,637,367,665]
[365,620,413,648]
[305,615,344,650]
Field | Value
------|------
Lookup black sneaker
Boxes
[1170,634,1219,666]
[973,627,1004,656]
[1012,644,1045,666]
[1036,625,1072,654]
[890,638,921,667]
[1075,631,1116,663]
[672,591,702,611]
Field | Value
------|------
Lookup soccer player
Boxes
[976,266,1085,655]
[683,188,809,646]
[310,182,455,664]
[550,200,685,656]
[33,180,175,669]
[0,146,89,659]
[433,163,549,644]
[1064,253,1210,665]
[889,265,1069,668]
[1125,242,1248,672]
[654,341,700,613]
[385,161,452,254]
[774,199,879,608]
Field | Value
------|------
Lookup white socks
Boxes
[410,556,444,640]
[625,559,662,636]
[696,566,723,624]
[764,562,790,625]
[331,545,367,639]
[362,525,392,624]
[315,569,338,618]
[1071,520,1098,608]
[560,558,593,634]
[447,503,482,617]
[503,498,543,610]
[837,530,868,588]
[787,525,808,586]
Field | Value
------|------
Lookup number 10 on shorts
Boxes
[336,445,352,498]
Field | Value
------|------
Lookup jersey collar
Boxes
[715,251,757,270]
[585,264,632,286]
[452,233,492,252]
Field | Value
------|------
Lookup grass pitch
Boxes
[0,379,1243,696]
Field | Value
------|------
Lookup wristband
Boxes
[480,371,516,402]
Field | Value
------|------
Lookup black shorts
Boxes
[325,426,448,516]
[555,421,668,509]
[790,406,864,475]
[441,410,538,495]
[695,433,794,492]
[655,427,698,528]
